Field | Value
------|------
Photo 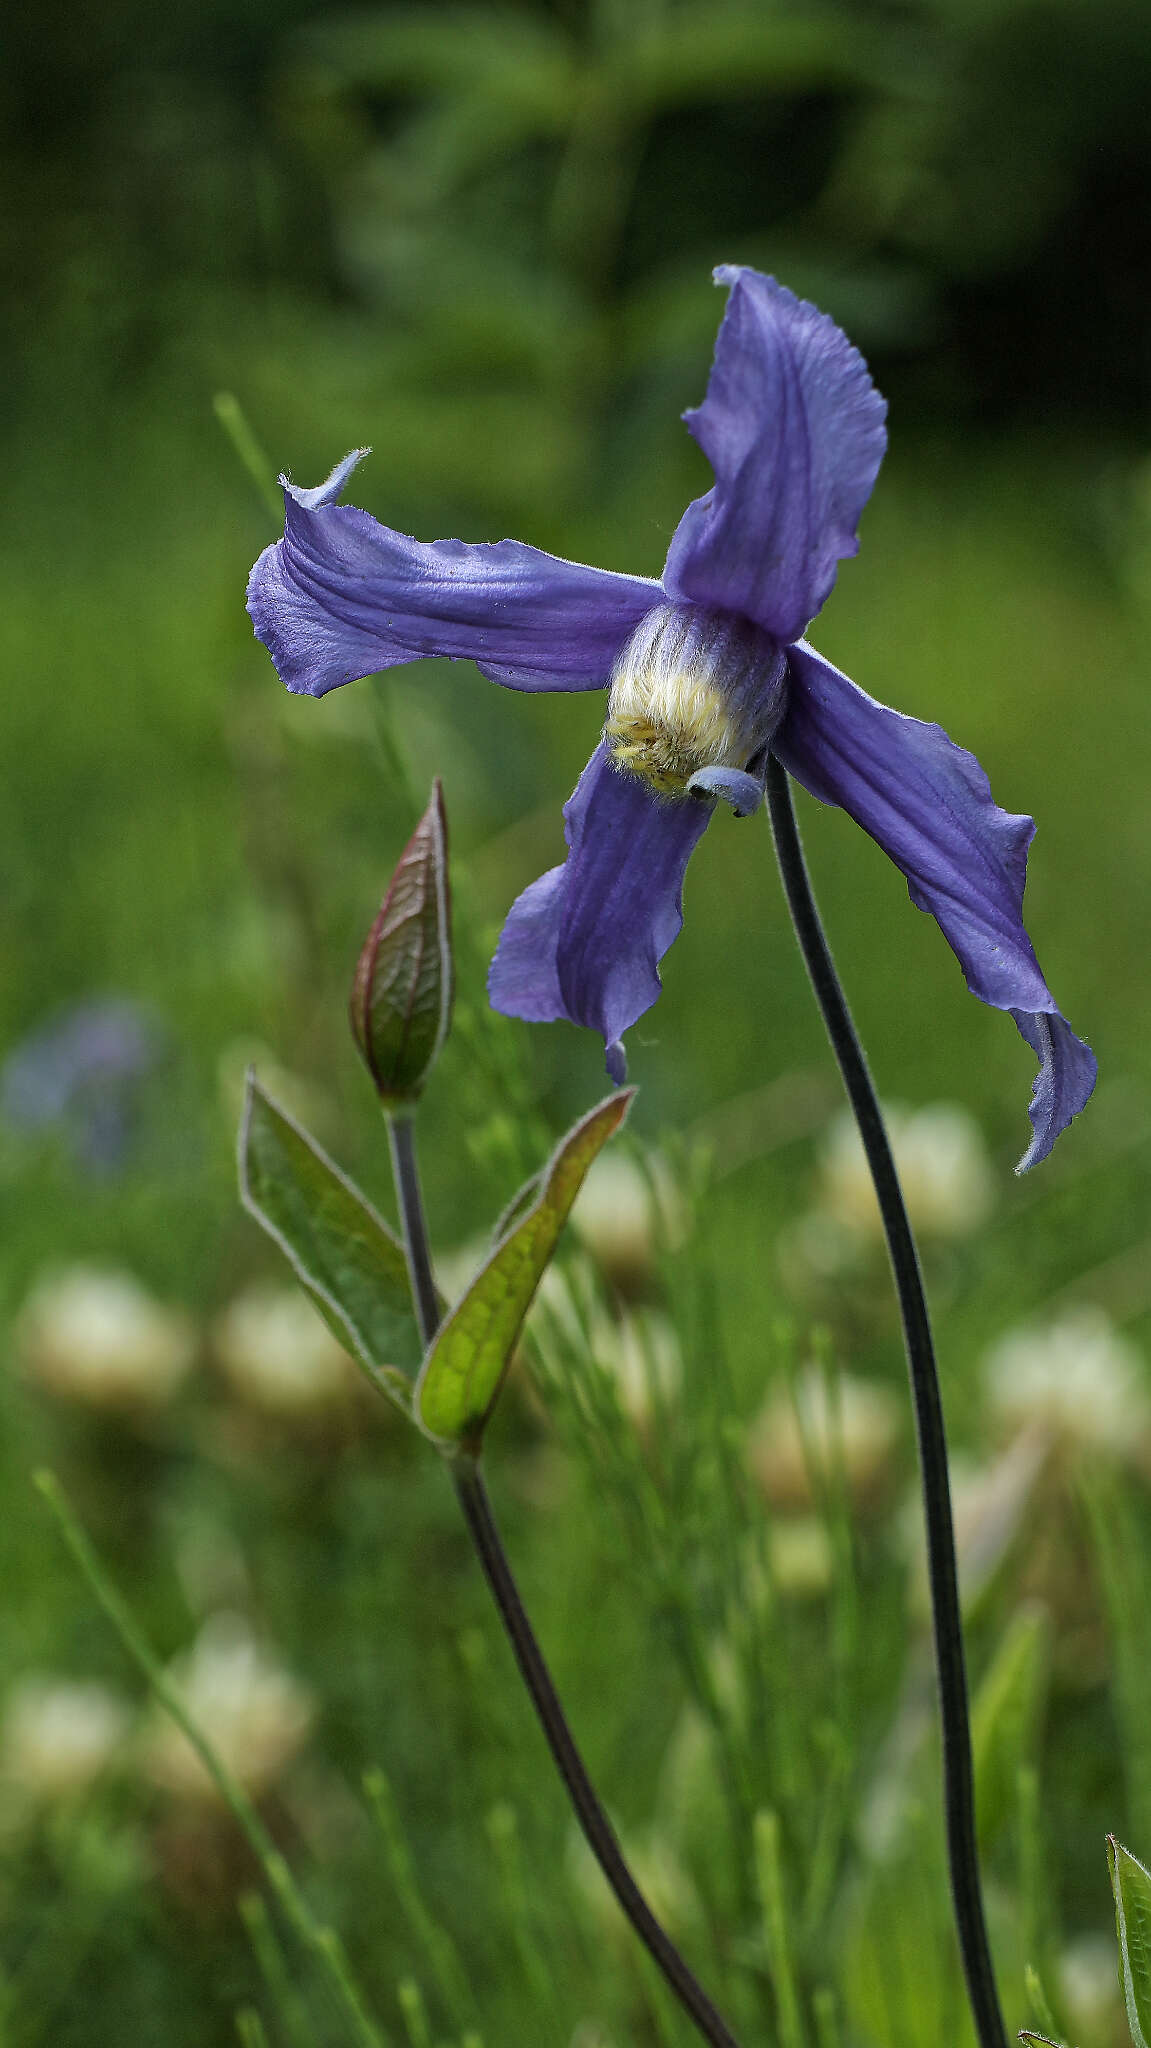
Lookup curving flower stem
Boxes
[763,755,1007,2048]
[387,1111,442,1345]
[384,1111,744,2048]
[452,1459,743,2048]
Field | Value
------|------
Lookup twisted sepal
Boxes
[238,1073,420,1414]
[1110,1837,1151,2048]
[417,1091,635,1453]
[351,779,453,1105]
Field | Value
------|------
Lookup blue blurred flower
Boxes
[248,266,1095,1168]
[2,999,158,1171]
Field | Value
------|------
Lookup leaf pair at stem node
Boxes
[241,779,635,1456]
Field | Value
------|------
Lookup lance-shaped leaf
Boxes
[417,1090,636,1450]
[1110,1836,1151,2048]
[972,1604,1050,1848]
[239,1074,419,1414]
[351,779,453,1104]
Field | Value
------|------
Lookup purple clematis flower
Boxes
[248,266,1095,1169]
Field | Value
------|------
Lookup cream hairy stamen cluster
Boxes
[604,602,786,798]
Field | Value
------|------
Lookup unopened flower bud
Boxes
[350,780,453,1104]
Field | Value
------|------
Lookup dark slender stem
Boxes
[453,1460,743,2048]
[387,1111,441,1348]
[387,1113,744,2048]
[764,755,1007,2048]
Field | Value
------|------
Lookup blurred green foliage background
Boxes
[4,0,1151,2043]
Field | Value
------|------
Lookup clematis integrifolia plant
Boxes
[249,264,1095,1171]
[244,265,1099,2048]
[236,791,745,2048]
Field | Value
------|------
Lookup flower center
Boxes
[604,602,787,798]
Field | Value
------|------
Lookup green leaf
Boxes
[972,1603,1050,1847]
[416,1090,635,1449]
[239,1074,419,1413]
[350,779,453,1104]
[1110,1836,1151,2048]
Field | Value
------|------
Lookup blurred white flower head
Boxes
[746,1364,900,1511]
[16,1264,194,1409]
[819,1101,995,1244]
[532,1261,682,1431]
[1,1677,132,1803]
[142,1614,314,1802]
[570,1148,685,1291]
[213,1283,354,1415]
[984,1306,1150,1458]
